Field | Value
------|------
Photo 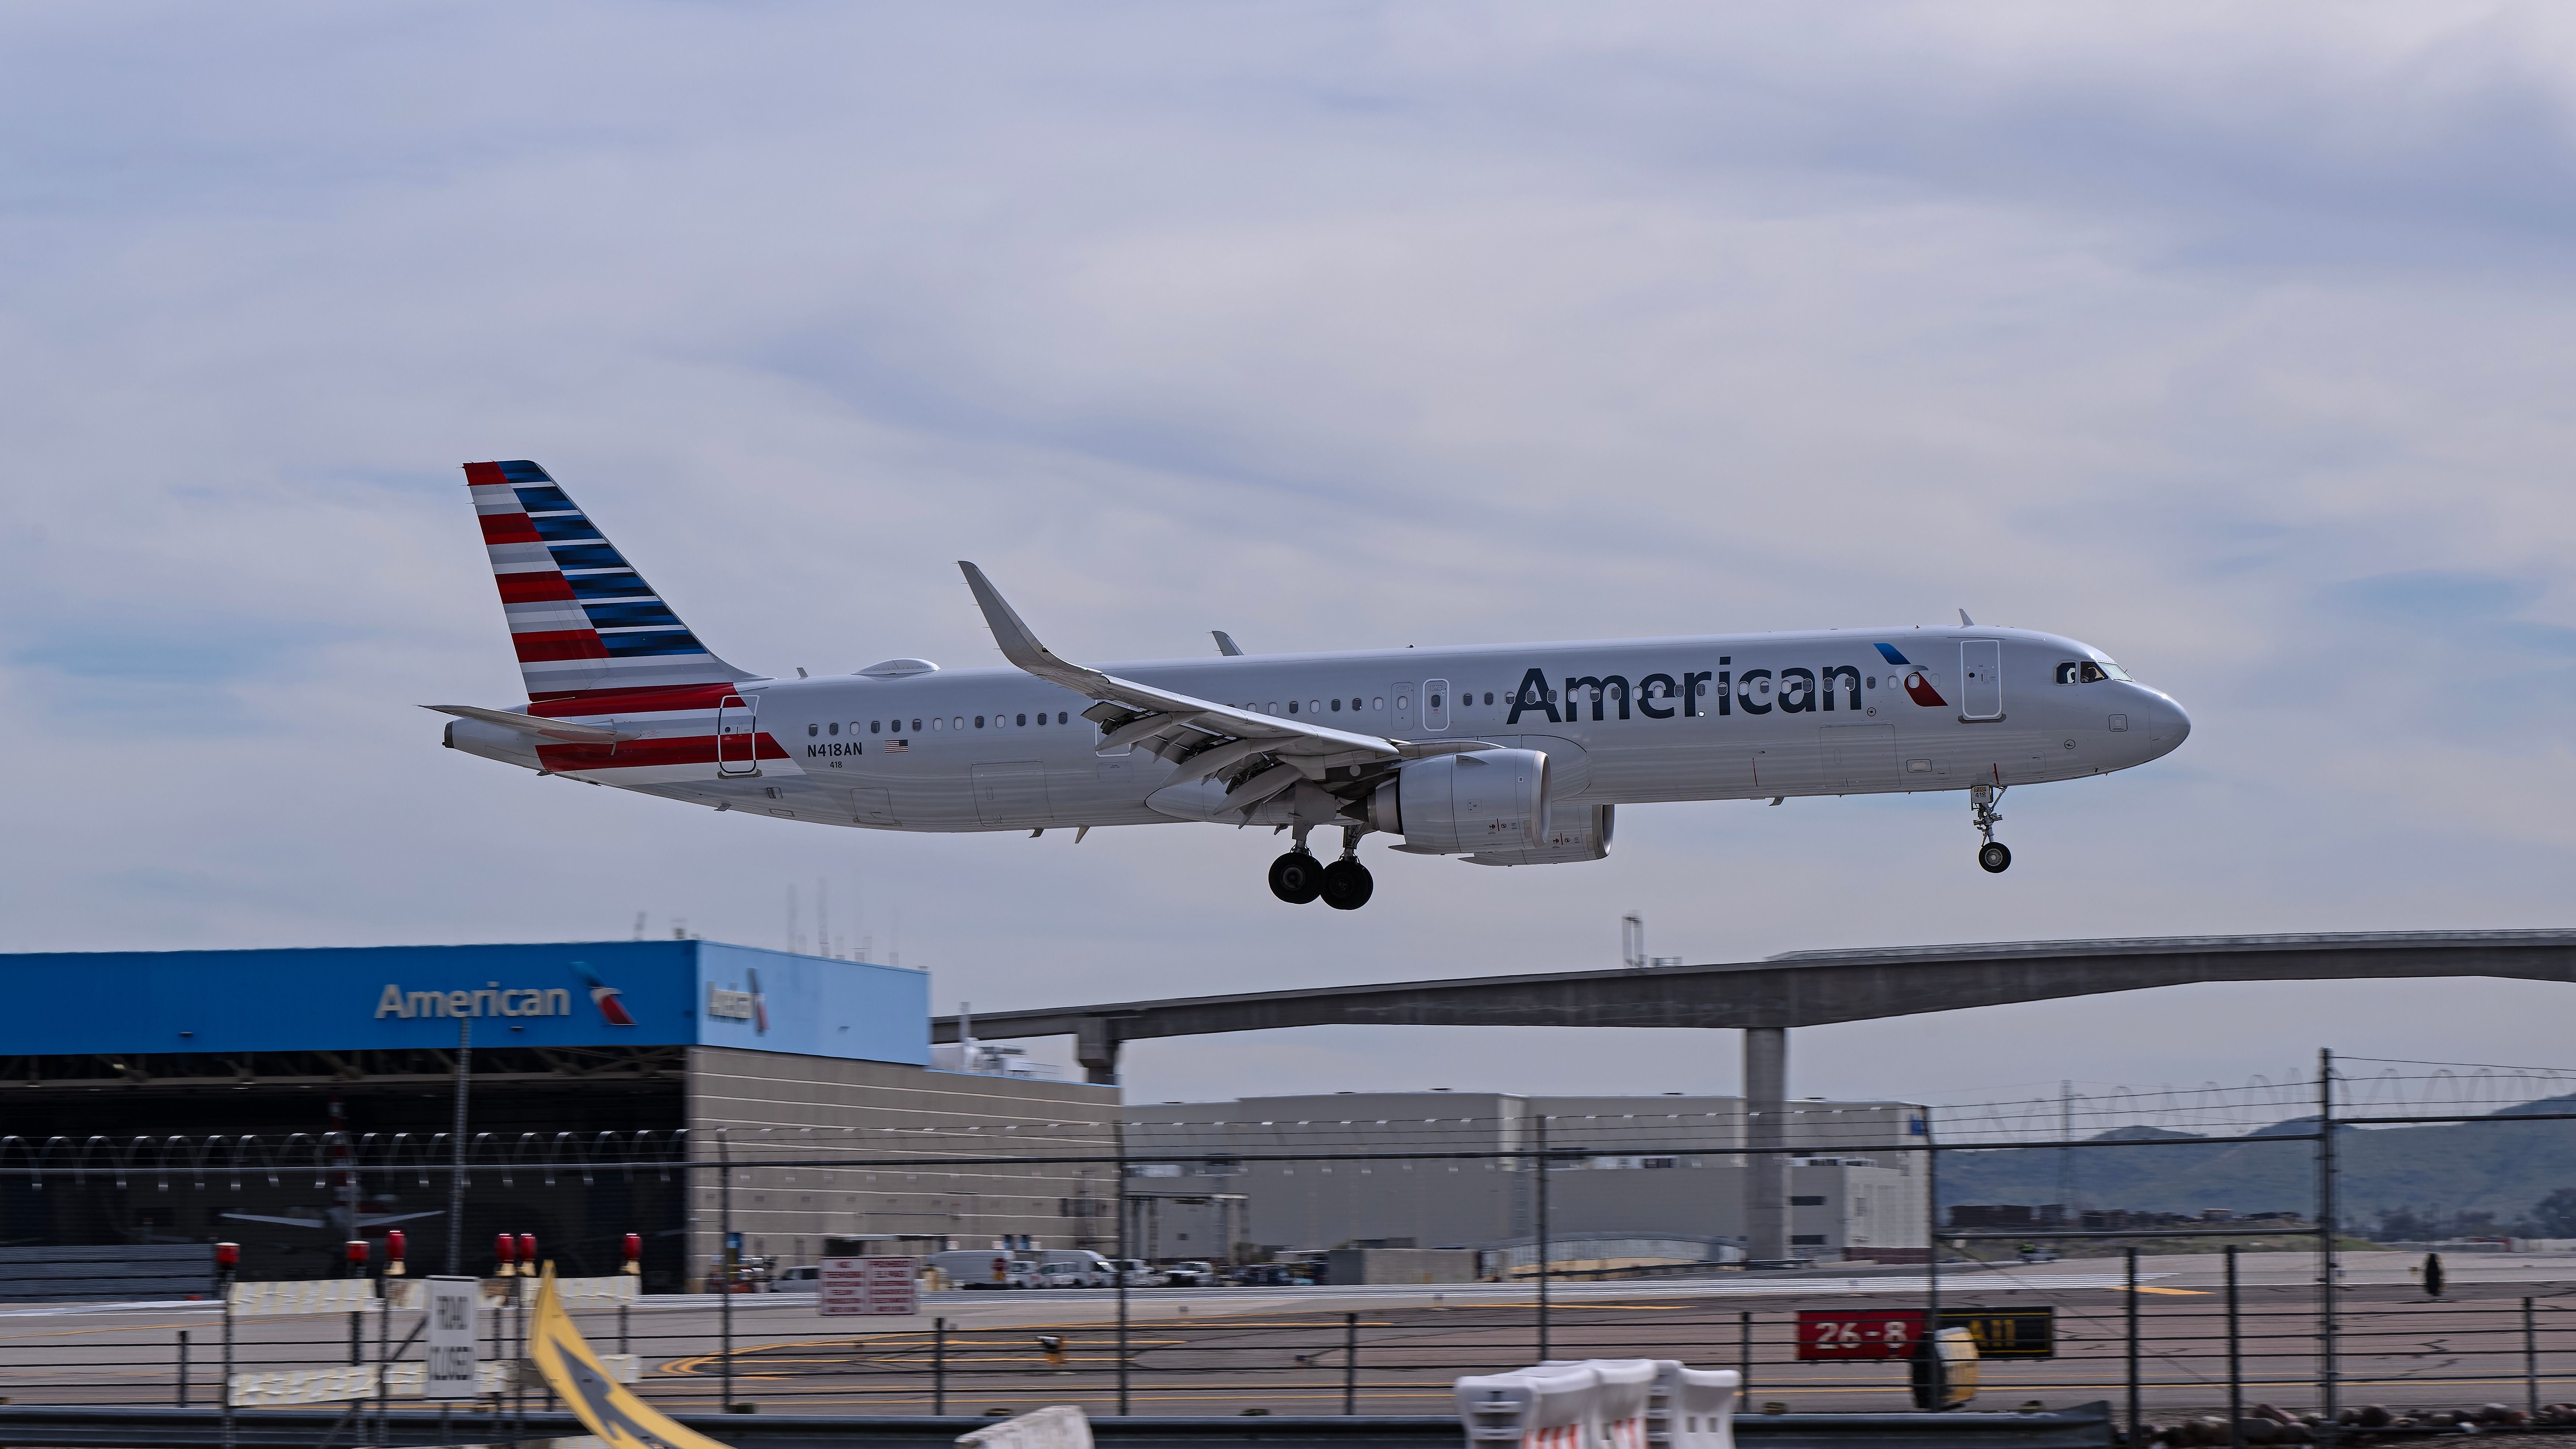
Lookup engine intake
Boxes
[1372,748,1550,855]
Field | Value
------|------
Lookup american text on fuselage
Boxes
[432,461,2192,908]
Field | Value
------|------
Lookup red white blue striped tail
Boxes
[464,460,755,702]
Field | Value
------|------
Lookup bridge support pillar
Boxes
[1744,1025,1788,1263]
[1075,1018,1121,1086]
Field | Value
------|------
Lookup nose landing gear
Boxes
[1971,784,2011,874]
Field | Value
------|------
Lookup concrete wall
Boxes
[685,1046,1121,1281]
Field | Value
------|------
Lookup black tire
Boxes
[1268,851,1325,904]
[1319,858,1374,911]
[1978,841,2012,874]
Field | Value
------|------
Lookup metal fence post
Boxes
[934,1316,949,1416]
[719,1141,737,1413]
[177,1329,190,1409]
[1344,1311,1359,1414]
[1738,1311,1752,1401]
[220,1286,235,1449]
[2317,1049,2339,1449]
[2527,1297,2540,1418]
[2226,1245,2242,1449]
[1116,1137,1131,1416]
[1536,1112,1551,1363]
[2126,1247,2141,1446]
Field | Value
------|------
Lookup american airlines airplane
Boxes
[435,461,2191,908]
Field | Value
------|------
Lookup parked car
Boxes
[772,1264,821,1290]
[1036,1261,1097,1289]
[1031,1249,1115,1286]
[1160,1260,1218,1287]
[1229,1264,1302,1286]
[1106,1258,1164,1287]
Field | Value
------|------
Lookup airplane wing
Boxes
[219,1212,328,1229]
[1211,630,1244,656]
[959,563,1493,812]
[355,1209,445,1227]
[422,704,639,745]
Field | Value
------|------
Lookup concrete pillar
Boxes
[1744,1026,1788,1263]
[1075,1018,1121,1085]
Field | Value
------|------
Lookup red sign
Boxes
[1797,1308,1926,1360]
[819,1256,920,1317]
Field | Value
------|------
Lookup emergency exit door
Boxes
[1959,642,2002,720]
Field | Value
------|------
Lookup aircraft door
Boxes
[1390,682,1415,734]
[1423,679,1450,733]
[1959,641,2002,720]
[716,695,761,776]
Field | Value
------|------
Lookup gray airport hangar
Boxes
[0,941,1937,1285]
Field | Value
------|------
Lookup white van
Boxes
[1032,1249,1114,1286]
[927,1249,1021,1289]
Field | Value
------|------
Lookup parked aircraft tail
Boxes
[464,461,755,701]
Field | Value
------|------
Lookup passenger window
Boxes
[1431,692,1443,708]
[1330,698,1342,711]
[1373,697,1384,709]
[953,716,964,729]
[807,723,818,736]
[2055,662,2082,685]
[1288,701,1299,714]
[1058,711,1068,724]
[1267,701,1278,713]
[1865,677,1875,690]
[975,716,985,728]
[870,720,880,734]
[829,722,839,735]
[1016,713,1027,726]
[1484,692,1494,705]
[911,718,922,732]
[932,716,943,730]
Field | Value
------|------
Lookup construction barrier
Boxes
[227,1279,376,1317]
[957,1405,1094,1449]
[1457,1359,1740,1449]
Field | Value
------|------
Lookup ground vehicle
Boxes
[928,1249,1021,1289]
[1161,1260,1218,1287]
[1229,1264,1304,1286]
[1033,1249,1115,1286]
[772,1264,820,1289]
[1107,1258,1163,1286]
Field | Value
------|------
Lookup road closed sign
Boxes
[819,1256,919,1317]
[423,1276,481,1398]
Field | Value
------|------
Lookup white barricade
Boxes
[1457,1363,1600,1449]
[1588,1360,1657,1449]
[227,1354,639,1406]
[1459,1359,1740,1449]
[227,1279,376,1317]
[1648,1362,1738,1449]
[956,1404,1092,1449]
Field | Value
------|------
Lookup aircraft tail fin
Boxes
[464,461,756,702]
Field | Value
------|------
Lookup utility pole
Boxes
[2317,1049,2339,1449]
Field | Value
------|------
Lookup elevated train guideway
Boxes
[932,930,2576,1262]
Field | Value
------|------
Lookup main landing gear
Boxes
[1971,784,2011,874]
[1270,826,1374,909]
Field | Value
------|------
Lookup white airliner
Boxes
[434,461,2190,907]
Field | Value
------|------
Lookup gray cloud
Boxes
[4,2,2576,1110]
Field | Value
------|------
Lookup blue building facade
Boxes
[0,941,927,1064]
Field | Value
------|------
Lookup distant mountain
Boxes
[1936,1095,2576,1228]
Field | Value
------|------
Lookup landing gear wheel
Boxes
[1268,851,1326,904]
[1978,841,2012,874]
[1319,858,1374,911]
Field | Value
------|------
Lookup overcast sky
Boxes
[6,3,2575,1115]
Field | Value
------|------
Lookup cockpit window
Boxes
[2090,658,2132,681]
[2057,660,2132,684]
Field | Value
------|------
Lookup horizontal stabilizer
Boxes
[424,704,638,745]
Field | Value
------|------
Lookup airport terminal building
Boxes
[0,942,1117,1287]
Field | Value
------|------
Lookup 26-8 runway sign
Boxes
[1797,1307,2055,1361]
[819,1257,919,1317]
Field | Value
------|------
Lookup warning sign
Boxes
[819,1256,919,1317]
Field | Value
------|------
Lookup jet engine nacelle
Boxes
[1370,748,1550,855]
